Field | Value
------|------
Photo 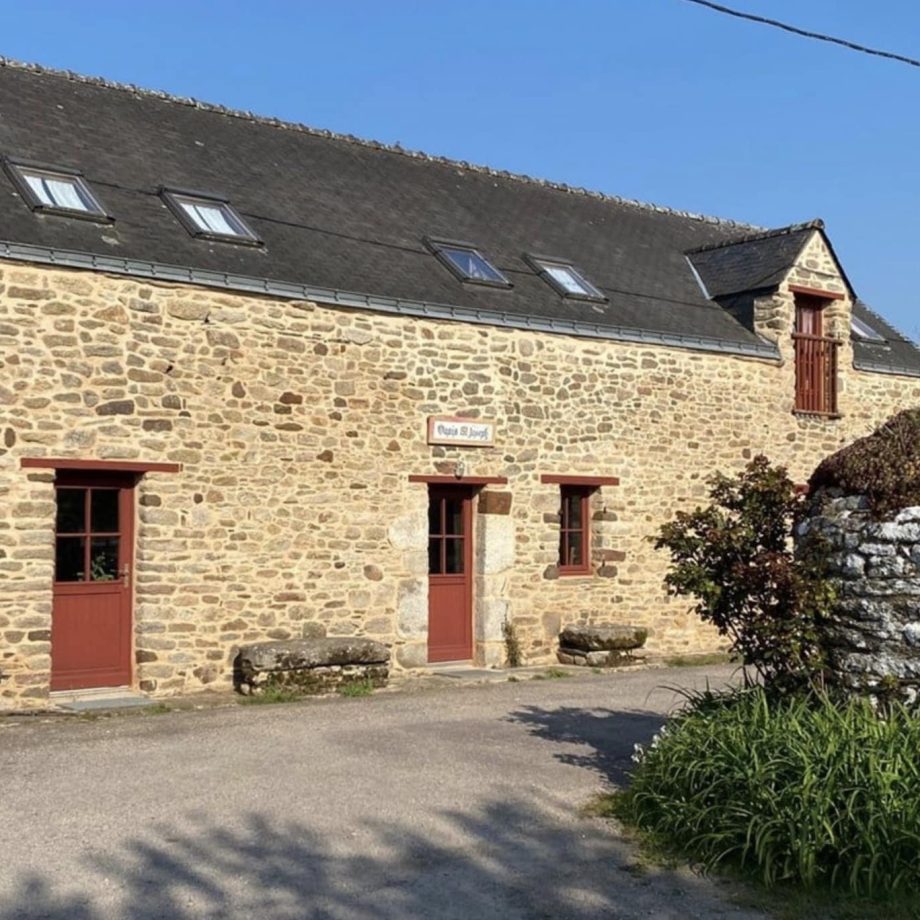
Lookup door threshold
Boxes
[428,663,507,682]
[50,687,152,712]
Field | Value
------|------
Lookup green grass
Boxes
[141,702,173,715]
[662,652,734,668]
[615,686,920,902]
[338,679,375,698]
[533,667,573,681]
[731,883,920,920]
[592,798,920,920]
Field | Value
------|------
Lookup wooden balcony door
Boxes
[794,296,839,415]
[427,487,473,663]
[51,472,135,691]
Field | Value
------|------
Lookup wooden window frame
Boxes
[22,458,181,473]
[427,488,472,577]
[539,475,619,578]
[793,294,840,417]
[558,485,592,576]
[54,479,128,585]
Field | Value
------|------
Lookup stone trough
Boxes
[235,635,390,696]
[557,624,647,667]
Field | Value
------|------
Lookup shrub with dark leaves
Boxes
[655,456,833,692]
[810,408,920,517]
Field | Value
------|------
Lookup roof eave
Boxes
[0,239,780,361]
[853,359,920,379]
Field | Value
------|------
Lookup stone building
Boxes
[1,58,919,709]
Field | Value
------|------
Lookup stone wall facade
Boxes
[2,228,919,708]
[799,494,920,700]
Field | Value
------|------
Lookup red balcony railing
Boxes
[793,333,839,415]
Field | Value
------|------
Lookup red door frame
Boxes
[51,471,135,691]
[427,486,474,663]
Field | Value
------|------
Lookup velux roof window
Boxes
[4,160,109,221]
[426,238,510,287]
[851,315,886,343]
[525,255,606,302]
[161,189,260,245]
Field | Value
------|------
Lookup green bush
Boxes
[654,456,834,692]
[616,687,920,898]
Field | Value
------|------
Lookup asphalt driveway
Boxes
[0,666,765,919]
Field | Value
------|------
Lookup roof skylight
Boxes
[4,161,108,220]
[161,189,260,245]
[526,255,606,301]
[426,239,510,287]
[851,315,886,343]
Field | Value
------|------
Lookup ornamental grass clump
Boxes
[618,687,920,898]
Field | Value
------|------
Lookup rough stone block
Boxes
[236,637,390,696]
[395,642,428,669]
[556,646,645,668]
[478,491,512,515]
[559,624,648,652]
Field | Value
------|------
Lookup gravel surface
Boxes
[0,665,766,919]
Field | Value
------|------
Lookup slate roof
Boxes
[687,225,820,298]
[0,58,916,373]
[851,300,920,376]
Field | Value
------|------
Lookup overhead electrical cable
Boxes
[679,0,920,69]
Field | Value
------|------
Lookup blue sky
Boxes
[4,0,920,334]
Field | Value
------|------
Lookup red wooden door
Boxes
[427,487,473,663]
[51,472,134,691]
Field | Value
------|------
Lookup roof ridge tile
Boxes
[686,220,824,255]
[0,55,764,231]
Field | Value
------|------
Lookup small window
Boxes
[526,255,606,301]
[4,160,109,220]
[558,486,591,575]
[425,238,510,287]
[851,315,886,343]
[161,189,260,245]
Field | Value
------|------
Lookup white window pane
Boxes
[545,265,589,295]
[198,204,237,235]
[45,177,87,211]
[23,174,54,206]
[442,247,503,282]
[851,317,884,342]
[22,171,98,212]
[180,200,239,236]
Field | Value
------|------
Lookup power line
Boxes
[680,0,920,69]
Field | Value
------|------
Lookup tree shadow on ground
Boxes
[0,703,761,919]
[1,801,758,920]
[507,705,668,786]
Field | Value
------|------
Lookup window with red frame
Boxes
[793,295,839,415]
[559,486,591,574]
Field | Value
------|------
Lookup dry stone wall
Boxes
[799,494,920,700]
[1,234,919,708]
